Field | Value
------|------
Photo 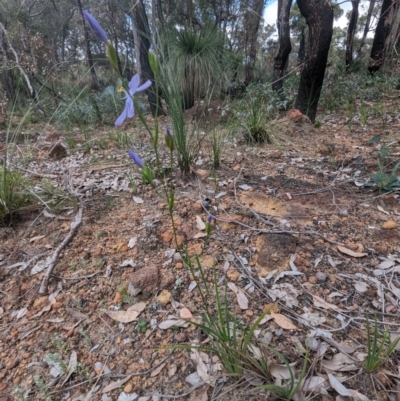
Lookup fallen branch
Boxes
[39,205,83,294]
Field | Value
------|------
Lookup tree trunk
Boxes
[298,25,306,66]
[294,0,333,122]
[272,0,293,92]
[385,1,400,60]
[345,0,360,72]
[76,0,101,91]
[131,0,165,117]
[357,0,376,59]
[368,0,394,73]
[244,0,264,85]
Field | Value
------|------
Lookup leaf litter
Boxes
[1,112,400,400]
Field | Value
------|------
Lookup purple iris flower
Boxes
[207,214,213,223]
[115,74,152,126]
[128,149,144,168]
[166,126,172,137]
[83,10,108,44]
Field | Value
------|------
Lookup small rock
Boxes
[113,292,123,304]
[173,252,182,262]
[226,266,240,282]
[375,244,388,253]
[175,262,183,269]
[246,310,254,317]
[287,109,303,122]
[48,142,67,159]
[172,234,185,249]
[187,243,202,257]
[315,272,327,282]
[382,220,398,230]
[124,382,133,393]
[194,169,211,179]
[52,302,63,310]
[33,296,48,309]
[161,231,173,243]
[157,290,172,305]
[91,246,102,258]
[270,150,282,159]
[192,202,203,213]
[308,276,317,284]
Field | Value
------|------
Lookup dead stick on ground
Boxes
[39,205,83,295]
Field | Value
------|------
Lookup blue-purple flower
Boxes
[83,10,108,44]
[207,214,213,223]
[128,149,144,168]
[115,74,152,126]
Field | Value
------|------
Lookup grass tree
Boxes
[167,24,226,110]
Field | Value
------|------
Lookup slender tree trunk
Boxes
[131,0,165,117]
[298,25,306,66]
[357,0,376,58]
[272,0,293,92]
[76,0,100,91]
[244,0,264,85]
[345,0,360,72]
[294,0,333,122]
[368,0,394,73]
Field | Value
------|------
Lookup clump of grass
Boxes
[171,256,307,399]
[364,314,400,373]
[0,168,31,223]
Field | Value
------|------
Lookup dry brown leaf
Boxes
[236,291,249,310]
[189,385,209,401]
[150,362,166,377]
[337,245,367,258]
[105,302,146,323]
[193,232,208,239]
[196,215,206,230]
[312,295,343,311]
[328,373,351,396]
[168,363,177,378]
[180,308,193,319]
[102,376,132,393]
[270,312,297,330]
[30,235,46,243]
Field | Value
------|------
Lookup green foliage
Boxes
[158,62,203,174]
[166,23,227,109]
[0,168,31,222]
[370,160,400,193]
[33,375,52,401]
[364,314,400,373]
[135,319,148,333]
[53,86,129,128]
[31,179,77,213]
[167,256,307,399]
[233,83,293,143]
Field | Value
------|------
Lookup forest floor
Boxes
[1,99,400,401]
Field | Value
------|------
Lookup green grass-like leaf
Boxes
[364,314,400,373]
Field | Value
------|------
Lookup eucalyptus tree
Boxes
[368,0,398,72]
[345,0,360,72]
[272,0,293,92]
[294,0,334,122]
[357,0,376,58]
